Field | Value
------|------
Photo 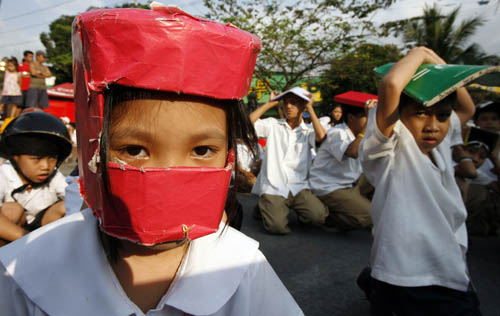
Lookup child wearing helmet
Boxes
[0,111,72,244]
[0,4,303,316]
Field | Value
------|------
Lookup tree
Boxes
[319,43,401,112]
[40,15,74,84]
[382,4,498,64]
[40,2,149,84]
[203,0,393,91]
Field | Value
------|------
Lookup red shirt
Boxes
[18,62,31,91]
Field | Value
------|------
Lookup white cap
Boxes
[271,87,311,102]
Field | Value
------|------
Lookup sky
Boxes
[0,0,499,63]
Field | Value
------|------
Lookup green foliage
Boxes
[319,43,401,113]
[113,2,149,9]
[40,15,74,84]
[40,2,151,84]
[204,0,391,91]
[380,4,499,65]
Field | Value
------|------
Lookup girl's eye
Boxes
[415,111,426,117]
[192,146,215,158]
[122,146,148,159]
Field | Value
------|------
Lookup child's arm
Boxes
[377,47,445,137]
[305,97,326,142]
[345,100,377,158]
[488,141,500,192]
[453,146,478,179]
[249,91,279,124]
[454,88,475,126]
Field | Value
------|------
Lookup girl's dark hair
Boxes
[7,58,18,71]
[99,86,258,261]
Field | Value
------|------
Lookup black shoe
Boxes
[356,267,372,300]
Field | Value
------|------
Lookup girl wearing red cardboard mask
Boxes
[0,3,303,316]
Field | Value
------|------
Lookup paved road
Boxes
[236,193,500,316]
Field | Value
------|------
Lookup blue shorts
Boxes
[1,95,23,106]
[25,88,49,108]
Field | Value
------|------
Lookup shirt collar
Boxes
[160,225,259,314]
[2,162,22,183]
[278,118,310,132]
[0,210,259,316]
[0,210,135,316]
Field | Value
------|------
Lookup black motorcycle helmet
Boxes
[0,112,72,189]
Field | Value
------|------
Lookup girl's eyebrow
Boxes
[110,126,226,142]
[110,127,155,143]
[188,127,227,142]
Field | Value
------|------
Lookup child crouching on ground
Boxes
[359,47,481,315]
[0,4,303,315]
[0,112,71,245]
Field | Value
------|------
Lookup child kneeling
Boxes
[359,47,481,315]
[0,112,71,244]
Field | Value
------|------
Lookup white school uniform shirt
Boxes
[309,123,362,196]
[252,118,316,198]
[448,115,464,147]
[306,117,331,159]
[0,162,67,223]
[0,209,304,316]
[359,109,470,292]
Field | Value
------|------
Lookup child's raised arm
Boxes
[455,88,475,126]
[377,47,445,137]
[249,91,279,124]
[305,96,326,142]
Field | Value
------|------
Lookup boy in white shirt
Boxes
[359,47,481,314]
[0,112,71,244]
[309,100,375,231]
[250,87,328,234]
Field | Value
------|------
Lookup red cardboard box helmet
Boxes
[72,3,261,245]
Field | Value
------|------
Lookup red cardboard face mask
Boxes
[95,151,234,246]
[72,4,260,245]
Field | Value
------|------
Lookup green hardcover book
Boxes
[374,63,500,107]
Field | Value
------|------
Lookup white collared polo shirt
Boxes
[309,123,363,196]
[252,118,315,197]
